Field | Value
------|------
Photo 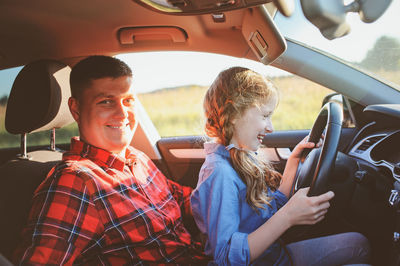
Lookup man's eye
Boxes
[99,99,112,104]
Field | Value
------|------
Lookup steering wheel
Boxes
[290,102,343,197]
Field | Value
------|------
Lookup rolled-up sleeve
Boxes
[273,190,288,210]
[191,165,250,265]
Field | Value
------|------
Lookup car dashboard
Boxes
[349,130,400,182]
[348,104,400,183]
[328,104,400,265]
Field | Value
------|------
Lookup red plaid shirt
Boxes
[14,138,208,265]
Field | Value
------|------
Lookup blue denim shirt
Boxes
[191,142,289,266]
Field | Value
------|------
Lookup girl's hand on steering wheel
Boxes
[290,135,323,162]
[279,135,323,197]
[282,187,334,226]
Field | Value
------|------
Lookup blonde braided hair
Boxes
[204,67,281,210]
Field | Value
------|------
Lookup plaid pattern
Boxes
[14,137,207,265]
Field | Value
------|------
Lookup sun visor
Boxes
[242,5,286,64]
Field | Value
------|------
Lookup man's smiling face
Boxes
[69,75,137,156]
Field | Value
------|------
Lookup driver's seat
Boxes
[0,60,74,261]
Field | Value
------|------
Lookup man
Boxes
[14,56,208,265]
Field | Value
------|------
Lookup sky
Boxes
[0,67,21,97]
[0,0,399,96]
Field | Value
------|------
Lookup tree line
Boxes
[0,95,7,106]
[359,36,400,72]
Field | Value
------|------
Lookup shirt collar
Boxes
[66,137,137,171]
[203,142,231,159]
[204,141,258,158]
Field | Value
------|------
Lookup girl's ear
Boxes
[230,113,238,125]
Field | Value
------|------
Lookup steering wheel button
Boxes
[354,170,367,183]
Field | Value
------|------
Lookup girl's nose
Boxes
[265,119,274,133]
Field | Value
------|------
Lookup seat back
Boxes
[0,60,74,260]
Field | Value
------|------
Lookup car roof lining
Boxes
[0,1,282,69]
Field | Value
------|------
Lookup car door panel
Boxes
[156,136,205,188]
[157,127,358,188]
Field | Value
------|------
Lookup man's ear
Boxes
[68,97,80,122]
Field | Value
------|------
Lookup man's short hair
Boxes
[70,55,132,99]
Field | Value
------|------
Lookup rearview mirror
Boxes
[133,0,296,16]
[300,0,393,40]
[132,0,272,15]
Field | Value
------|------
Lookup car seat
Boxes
[0,60,74,261]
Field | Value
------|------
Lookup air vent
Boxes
[355,135,385,153]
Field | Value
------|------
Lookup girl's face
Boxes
[229,96,277,151]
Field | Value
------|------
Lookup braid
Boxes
[229,147,281,211]
[204,78,236,145]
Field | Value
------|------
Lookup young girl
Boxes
[191,67,370,265]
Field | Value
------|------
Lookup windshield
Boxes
[274,0,400,88]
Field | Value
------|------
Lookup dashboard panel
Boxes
[348,104,400,182]
[349,130,400,181]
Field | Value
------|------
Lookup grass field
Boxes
[0,75,335,148]
[138,75,333,136]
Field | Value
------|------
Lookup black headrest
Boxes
[5,60,74,134]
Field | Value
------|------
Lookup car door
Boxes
[155,132,305,188]
[156,127,357,189]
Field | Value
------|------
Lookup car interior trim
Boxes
[118,26,188,45]
[242,6,286,64]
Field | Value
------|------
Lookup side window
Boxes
[0,67,22,148]
[138,85,205,136]
[271,75,335,130]
[119,52,339,137]
[0,67,79,149]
